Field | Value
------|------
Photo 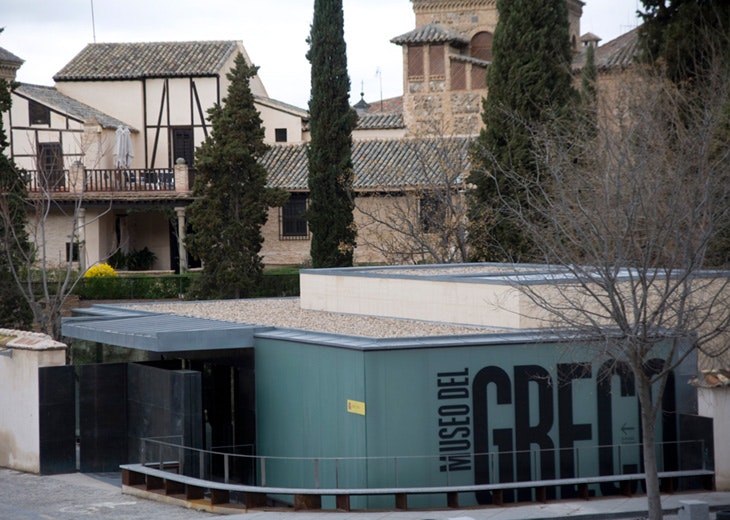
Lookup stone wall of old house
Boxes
[260,196,425,267]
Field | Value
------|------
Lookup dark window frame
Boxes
[279,192,309,240]
[275,128,288,143]
[29,100,51,126]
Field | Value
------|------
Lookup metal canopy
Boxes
[62,306,262,353]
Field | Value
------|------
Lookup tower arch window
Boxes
[471,31,493,62]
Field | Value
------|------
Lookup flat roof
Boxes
[62,307,263,352]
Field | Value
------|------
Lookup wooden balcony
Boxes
[25,165,195,195]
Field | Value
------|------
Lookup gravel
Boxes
[123,298,496,338]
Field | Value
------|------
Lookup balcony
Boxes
[25,165,196,194]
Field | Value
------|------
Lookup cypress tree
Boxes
[186,54,283,299]
[306,0,357,268]
[0,78,33,329]
[468,0,578,262]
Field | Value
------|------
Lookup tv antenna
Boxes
[90,0,97,43]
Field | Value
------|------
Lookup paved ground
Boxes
[2,468,730,520]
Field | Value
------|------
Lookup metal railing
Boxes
[23,168,181,193]
[139,436,711,491]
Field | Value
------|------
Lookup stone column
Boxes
[69,161,85,194]
[77,207,87,273]
[174,159,190,192]
[175,206,188,275]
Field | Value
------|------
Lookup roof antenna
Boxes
[376,67,383,111]
[90,0,97,43]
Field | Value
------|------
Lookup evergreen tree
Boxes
[306,0,357,268]
[640,0,730,85]
[186,54,283,299]
[468,0,578,262]
[0,78,33,329]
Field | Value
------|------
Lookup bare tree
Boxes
[1,123,114,340]
[473,61,730,519]
[355,134,472,264]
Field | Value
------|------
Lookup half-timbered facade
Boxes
[3,41,309,272]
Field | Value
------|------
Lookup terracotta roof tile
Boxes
[263,137,472,191]
[391,23,469,47]
[54,41,241,81]
[16,83,135,130]
[356,112,405,130]
[0,46,24,65]
[573,27,640,72]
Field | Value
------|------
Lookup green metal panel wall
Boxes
[255,335,677,509]
[254,337,368,493]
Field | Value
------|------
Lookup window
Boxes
[275,128,288,143]
[429,44,445,78]
[37,142,65,190]
[29,100,50,126]
[471,64,487,90]
[280,193,309,239]
[66,242,80,262]
[451,60,466,91]
[471,32,493,62]
[408,45,425,79]
[420,193,447,234]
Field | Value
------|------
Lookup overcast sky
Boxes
[1,0,642,109]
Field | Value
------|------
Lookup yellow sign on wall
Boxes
[347,399,366,416]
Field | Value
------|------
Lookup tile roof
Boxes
[365,96,404,114]
[356,112,405,130]
[451,54,490,67]
[0,46,24,65]
[262,137,473,191]
[54,41,242,81]
[15,83,135,130]
[254,95,308,119]
[391,23,469,47]
[573,27,640,72]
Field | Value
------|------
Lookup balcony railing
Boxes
[24,165,194,194]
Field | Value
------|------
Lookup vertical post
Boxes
[199,451,205,480]
[261,457,267,487]
[174,160,189,192]
[77,207,87,273]
[314,458,320,489]
[175,206,188,275]
[224,454,229,484]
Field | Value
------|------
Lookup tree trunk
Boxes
[637,378,663,520]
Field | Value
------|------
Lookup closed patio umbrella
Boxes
[114,125,134,169]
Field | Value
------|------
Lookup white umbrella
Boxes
[113,125,134,169]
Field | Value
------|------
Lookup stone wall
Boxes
[0,330,66,473]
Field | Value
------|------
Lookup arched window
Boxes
[471,32,493,62]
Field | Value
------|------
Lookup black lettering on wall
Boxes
[514,365,555,501]
[472,366,511,505]
[597,361,636,495]
[437,369,472,472]
[558,363,593,498]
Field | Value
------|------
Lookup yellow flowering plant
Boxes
[84,262,118,278]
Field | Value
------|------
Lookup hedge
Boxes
[75,273,300,300]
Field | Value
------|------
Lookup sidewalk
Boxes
[2,468,729,520]
[228,491,730,520]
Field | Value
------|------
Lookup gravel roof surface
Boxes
[123,298,494,339]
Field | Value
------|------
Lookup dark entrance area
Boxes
[38,353,255,476]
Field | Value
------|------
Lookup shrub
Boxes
[84,263,117,278]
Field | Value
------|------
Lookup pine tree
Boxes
[306,0,357,268]
[468,0,578,262]
[185,54,282,299]
[0,78,33,329]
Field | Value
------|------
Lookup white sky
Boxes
[0,0,642,109]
